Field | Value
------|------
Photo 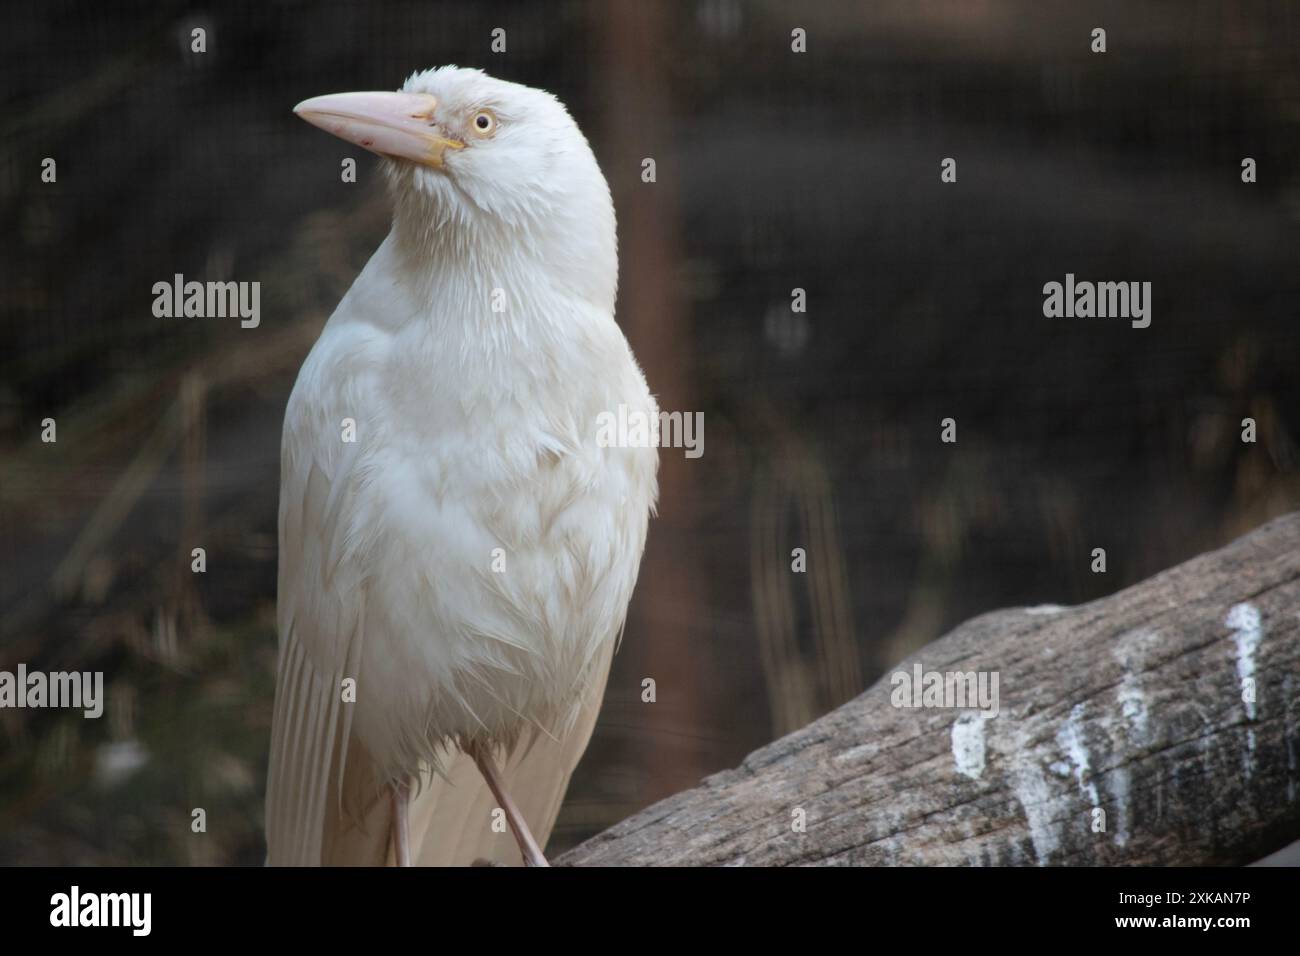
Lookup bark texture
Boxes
[559,513,1300,866]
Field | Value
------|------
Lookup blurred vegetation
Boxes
[2,1,1298,863]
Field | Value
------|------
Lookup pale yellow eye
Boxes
[470,110,497,137]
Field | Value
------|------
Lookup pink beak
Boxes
[293,91,465,167]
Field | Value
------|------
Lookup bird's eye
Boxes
[471,110,497,137]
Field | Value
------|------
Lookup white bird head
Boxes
[294,66,616,305]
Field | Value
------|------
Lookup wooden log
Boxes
[559,512,1300,866]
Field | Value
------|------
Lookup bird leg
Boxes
[391,779,411,867]
[469,744,549,867]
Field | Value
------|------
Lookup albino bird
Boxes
[266,67,658,866]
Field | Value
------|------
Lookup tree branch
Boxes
[559,512,1300,866]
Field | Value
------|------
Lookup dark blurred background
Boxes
[1,0,1298,864]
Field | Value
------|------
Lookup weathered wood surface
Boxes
[559,513,1300,866]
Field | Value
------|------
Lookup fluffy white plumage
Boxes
[266,67,658,865]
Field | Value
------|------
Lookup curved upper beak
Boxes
[293,91,465,168]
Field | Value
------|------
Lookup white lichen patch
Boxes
[1025,604,1066,616]
[999,718,1066,866]
[1056,703,1100,806]
[1226,602,1263,779]
[1107,765,1131,847]
[1226,602,1262,720]
[951,712,986,779]
[1117,670,1150,742]
[1010,756,1060,865]
[1112,629,1158,744]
